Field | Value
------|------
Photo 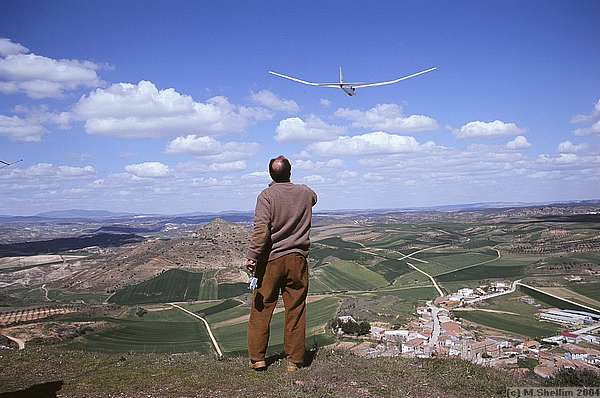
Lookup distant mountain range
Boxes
[0,199,598,221]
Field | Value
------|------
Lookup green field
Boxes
[310,260,388,292]
[309,245,373,265]
[70,307,213,353]
[569,281,600,302]
[458,311,560,339]
[356,287,440,324]
[199,270,218,300]
[455,293,560,338]
[212,297,340,355]
[436,262,525,282]
[48,289,111,304]
[370,258,412,282]
[108,270,248,305]
[316,236,363,249]
[417,251,498,276]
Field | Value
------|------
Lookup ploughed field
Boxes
[107,269,247,304]
[3,214,600,356]
[67,297,340,356]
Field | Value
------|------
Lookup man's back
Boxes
[247,182,317,262]
[245,156,316,372]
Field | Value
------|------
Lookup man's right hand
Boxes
[244,258,257,273]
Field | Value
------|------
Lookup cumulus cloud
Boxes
[309,131,434,156]
[537,153,578,164]
[242,171,269,180]
[25,163,96,177]
[302,175,325,184]
[334,104,438,133]
[571,99,600,136]
[165,135,259,161]
[0,38,29,56]
[192,177,233,187]
[506,135,531,150]
[0,106,70,142]
[0,39,103,98]
[125,162,170,178]
[206,160,246,172]
[250,90,299,113]
[337,170,358,179]
[558,140,587,153]
[275,116,344,142]
[363,173,384,182]
[294,159,344,171]
[320,99,331,107]
[73,81,269,138]
[455,120,524,139]
[571,99,600,124]
[0,115,45,142]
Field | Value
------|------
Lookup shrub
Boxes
[547,368,600,386]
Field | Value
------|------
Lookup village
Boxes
[333,281,600,379]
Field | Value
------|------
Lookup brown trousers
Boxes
[247,252,308,364]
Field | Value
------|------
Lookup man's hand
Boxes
[244,258,257,273]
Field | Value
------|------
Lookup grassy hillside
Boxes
[108,269,248,305]
[310,261,388,292]
[0,347,539,398]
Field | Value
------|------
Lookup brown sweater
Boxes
[247,182,317,262]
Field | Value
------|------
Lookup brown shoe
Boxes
[286,361,301,373]
[250,360,267,371]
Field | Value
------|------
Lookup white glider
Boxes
[269,66,436,96]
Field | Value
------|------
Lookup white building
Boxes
[370,326,386,339]
[384,330,409,342]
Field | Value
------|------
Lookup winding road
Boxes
[407,262,444,297]
[2,334,25,350]
[169,303,223,358]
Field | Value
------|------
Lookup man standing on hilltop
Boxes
[245,155,317,373]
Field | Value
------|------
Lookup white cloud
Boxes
[25,163,95,177]
[558,140,587,153]
[73,81,268,138]
[0,106,71,142]
[537,153,578,164]
[165,135,258,160]
[275,116,344,142]
[250,90,299,113]
[363,173,384,182]
[192,177,233,187]
[309,131,434,156]
[294,159,343,171]
[242,171,269,180]
[0,42,103,98]
[302,175,325,183]
[334,104,438,133]
[337,170,358,179]
[55,165,96,177]
[0,38,29,56]
[206,160,246,172]
[455,120,524,139]
[125,162,170,178]
[506,135,531,150]
[571,99,600,124]
[320,99,331,107]
[0,115,45,142]
[574,121,600,136]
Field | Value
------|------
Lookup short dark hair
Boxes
[269,155,291,182]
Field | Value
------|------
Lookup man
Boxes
[245,155,317,372]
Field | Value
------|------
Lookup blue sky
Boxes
[1,0,599,215]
